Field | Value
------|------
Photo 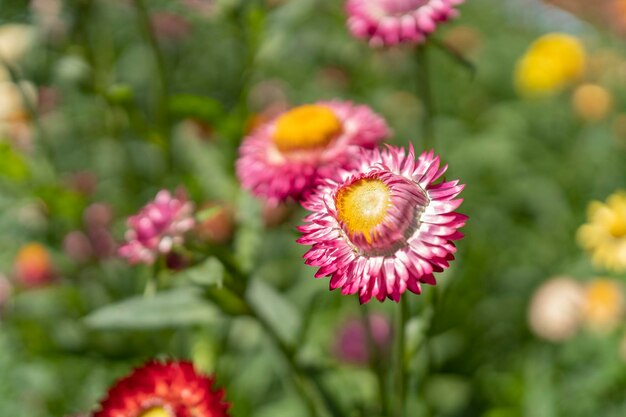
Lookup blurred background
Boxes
[1,0,626,416]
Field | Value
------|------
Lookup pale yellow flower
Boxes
[515,33,586,96]
[0,24,35,65]
[582,279,624,332]
[528,277,585,342]
[577,191,626,272]
[0,81,36,121]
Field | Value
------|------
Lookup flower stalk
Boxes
[393,296,409,417]
[361,302,390,416]
[131,0,173,165]
[416,45,435,150]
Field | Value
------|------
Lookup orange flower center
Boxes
[336,178,391,243]
[139,407,171,417]
[272,105,342,152]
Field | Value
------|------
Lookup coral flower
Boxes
[571,83,613,123]
[515,33,586,97]
[577,191,626,272]
[93,360,229,417]
[13,242,55,288]
[298,145,466,303]
[118,190,195,265]
[236,101,389,203]
[345,0,464,47]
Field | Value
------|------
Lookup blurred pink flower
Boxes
[64,202,117,263]
[181,0,216,18]
[0,274,12,312]
[150,12,191,43]
[84,203,114,229]
[346,0,463,47]
[63,171,97,196]
[118,190,195,265]
[334,313,392,364]
[237,101,389,203]
[298,146,466,303]
[63,231,94,263]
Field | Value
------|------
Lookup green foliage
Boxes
[84,288,220,330]
[0,0,626,416]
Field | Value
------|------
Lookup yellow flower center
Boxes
[272,105,342,152]
[139,407,171,417]
[336,179,391,243]
[609,219,626,239]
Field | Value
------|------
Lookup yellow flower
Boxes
[577,191,626,272]
[515,33,586,96]
[582,279,624,332]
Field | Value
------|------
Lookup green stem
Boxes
[244,298,332,417]
[430,37,476,75]
[393,297,408,417]
[205,258,337,417]
[144,257,163,297]
[360,302,390,416]
[131,0,173,165]
[416,45,435,150]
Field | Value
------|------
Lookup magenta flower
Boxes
[346,0,464,47]
[334,313,392,364]
[236,101,390,203]
[298,146,466,303]
[118,190,195,265]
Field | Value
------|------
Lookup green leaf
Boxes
[84,288,219,330]
[169,94,223,122]
[0,142,29,181]
[246,278,301,345]
[234,191,263,272]
[178,257,224,288]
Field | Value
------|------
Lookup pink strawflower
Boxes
[298,145,466,303]
[346,0,464,47]
[118,190,195,265]
[236,101,390,203]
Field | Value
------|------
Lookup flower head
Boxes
[582,278,624,332]
[572,83,613,123]
[119,190,195,265]
[577,191,626,272]
[333,313,392,364]
[0,274,12,312]
[13,242,55,288]
[93,360,229,417]
[237,101,389,203]
[298,145,466,303]
[515,33,586,97]
[0,24,34,65]
[528,276,585,342]
[346,0,464,47]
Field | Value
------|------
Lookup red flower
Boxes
[94,360,229,417]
